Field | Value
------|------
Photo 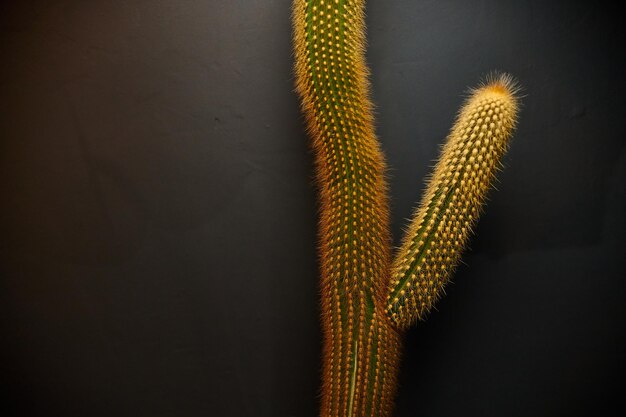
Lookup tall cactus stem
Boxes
[292,1,401,416]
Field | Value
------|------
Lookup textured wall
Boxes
[1,1,624,416]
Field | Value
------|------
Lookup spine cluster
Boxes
[292,1,519,416]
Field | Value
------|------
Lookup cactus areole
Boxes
[292,1,520,416]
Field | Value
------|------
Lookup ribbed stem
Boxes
[292,1,401,416]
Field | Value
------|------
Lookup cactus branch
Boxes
[386,75,520,329]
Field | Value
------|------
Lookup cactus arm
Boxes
[385,75,520,329]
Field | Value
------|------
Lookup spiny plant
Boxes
[292,1,520,416]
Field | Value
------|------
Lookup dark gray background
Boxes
[1,1,624,416]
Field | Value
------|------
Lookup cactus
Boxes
[292,1,520,416]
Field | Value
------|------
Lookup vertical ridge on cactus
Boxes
[292,1,520,416]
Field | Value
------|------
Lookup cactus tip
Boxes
[477,71,522,100]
